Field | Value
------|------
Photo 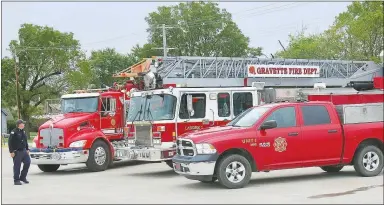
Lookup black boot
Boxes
[14,181,22,185]
[21,179,29,184]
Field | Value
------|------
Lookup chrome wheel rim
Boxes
[225,161,246,183]
[94,147,107,166]
[363,151,379,171]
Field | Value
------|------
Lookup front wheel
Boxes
[38,164,60,172]
[86,140,111,172]
[216,154,252,189]
[354,145,383,177]
[320,165,344,173]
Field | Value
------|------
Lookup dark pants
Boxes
[13,149,31,182]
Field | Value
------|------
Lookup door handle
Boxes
[328,129,338,133]
[288,132,299,136]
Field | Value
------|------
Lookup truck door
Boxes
[100,96,123,138]
[298,104,343,166]
[256,105,303,169]
[177,92,209,135]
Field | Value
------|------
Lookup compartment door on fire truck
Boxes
[178,92,209,135]
[100,96,122,135]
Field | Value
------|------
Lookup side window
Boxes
[233,92,253,116]
[179,93,206,119]
[301,105,331,126]
[101,98,116,117]
[218,93,230,117]
[265,107,296,128]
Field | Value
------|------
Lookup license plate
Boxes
[138,151,150,159]
[174,163,181,171]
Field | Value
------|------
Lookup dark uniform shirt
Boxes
[8,128,29,153]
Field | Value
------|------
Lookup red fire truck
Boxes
[114,82,275,168]
[172,77,384,189]
[29,58,158,172]
[29,83,136,172]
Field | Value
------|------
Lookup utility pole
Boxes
[162,24,167,58]
[13,51,21,119]
[153,24,178,58]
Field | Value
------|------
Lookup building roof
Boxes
[1,108,14,121]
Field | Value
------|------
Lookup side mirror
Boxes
[187,95,194,116]
[260,120,277,130]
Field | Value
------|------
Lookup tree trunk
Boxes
[21,113,31,139]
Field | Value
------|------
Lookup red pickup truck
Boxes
[172,101,383,189]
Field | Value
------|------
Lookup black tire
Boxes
[354,145,383,177]
[199,177,217,183]
[216,154,252,189]
[37,164,60,172]
[320,165,344,173]
[165,160,174,169]
[86,140,111,172]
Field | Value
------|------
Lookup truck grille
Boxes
[176,139,196,156]
[39,128,64,147]
[135,125,152,146]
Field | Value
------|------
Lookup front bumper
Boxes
[172,154,218,180]
[115,146,176,162]
[29,148,89,165]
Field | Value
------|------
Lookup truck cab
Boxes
[30,89,129,172]
[172,101,383,189]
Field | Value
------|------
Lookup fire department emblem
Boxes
[111,119,116,126]
[273,137,287,152]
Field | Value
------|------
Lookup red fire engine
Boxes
[172,77,384,189]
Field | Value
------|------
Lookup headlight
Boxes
[31,142,37,148]
[69,140,87,148]
[195,143,216,154]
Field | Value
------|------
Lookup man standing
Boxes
[8,119,31,185]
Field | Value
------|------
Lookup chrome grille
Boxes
[135,125,152,146]
[40,128,64,147]
[176,139,196,156]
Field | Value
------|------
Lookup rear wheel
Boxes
[216,154,252,189]
[354,145,383,177]
[165,160,173,169]
[86,140,111,172]
[37,164,60,172]
[320,165,344,173]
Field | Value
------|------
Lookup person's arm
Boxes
[8,131,15,153]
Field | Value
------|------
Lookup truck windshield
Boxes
[128,94,177,121]
[227,106,270,127]
[61,97,99,113]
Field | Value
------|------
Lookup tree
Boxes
[145,2,262,57]
[276,2,383,62]
[130,43,162,60]
[65,59,95,91]
[88,48,136,88]
[1,23,82,136]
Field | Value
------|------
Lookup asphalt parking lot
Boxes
[1,149,383,204]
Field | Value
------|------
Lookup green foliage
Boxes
[87,48,136,88]
[145,1,262,57]
[1,23,82,135]
[276,2,383,62]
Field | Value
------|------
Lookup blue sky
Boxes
[2,1,350,57]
